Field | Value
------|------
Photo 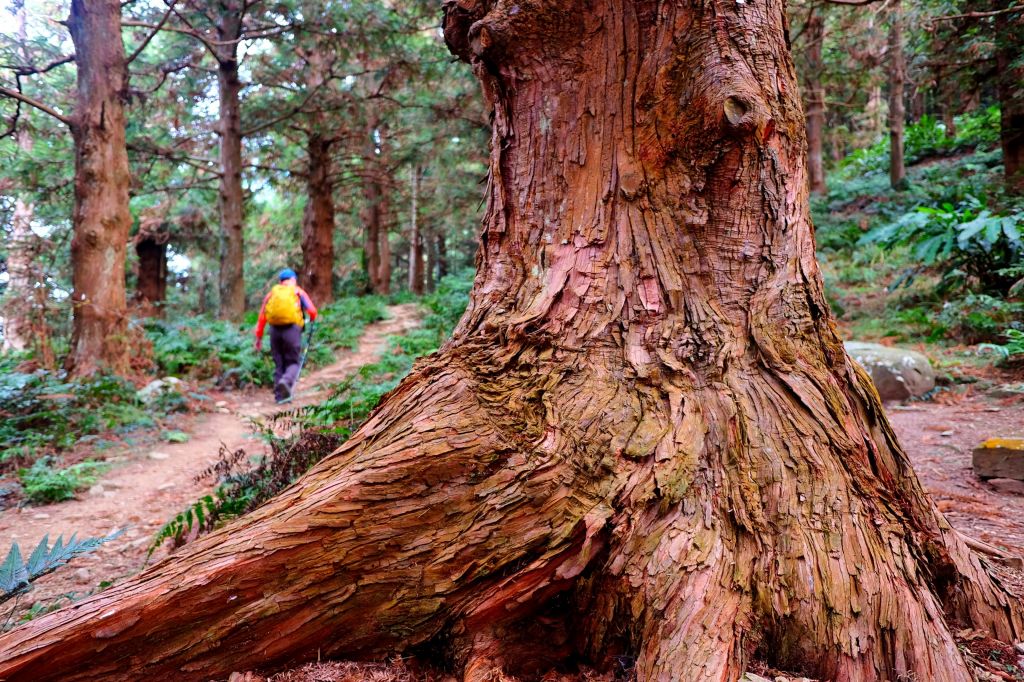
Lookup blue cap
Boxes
[279,268,297,281]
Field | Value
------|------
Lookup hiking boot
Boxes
[275,379,291,403]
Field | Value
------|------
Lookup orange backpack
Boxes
[264,284,304,326]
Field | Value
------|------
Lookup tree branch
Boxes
[1,55,75,77]
[930,5,1023,22]
[125,0,179,65]
[0,85,71,126]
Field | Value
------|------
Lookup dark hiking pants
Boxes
[269,324,303,400]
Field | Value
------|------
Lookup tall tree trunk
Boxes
[408,165,424,295]
[215,2,245,320]
[805,7,827,195]
[2,4,34,352]
[436,231,448,280]
[888,0,907,190]
[134,237,168,316]
[425,226,437,293]
[300,132,335,304]
[2,171,33,352]
[64,0,132,376]
[361,117,391,295]
[996,10,1024,193]
[2,1,1021,680]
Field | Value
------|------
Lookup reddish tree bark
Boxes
[300,131,335,304]
[805,7,827,195]
[64,0,132,376]
[134,236,168,316]
[1,1,1021,680]
[215,1,246,320]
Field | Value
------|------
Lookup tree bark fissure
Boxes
[1,1,1021,680]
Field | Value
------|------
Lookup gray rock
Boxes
[148,451,171,461]
[845,342,936,401]
[137,377,184,403]
[989,383,1024,399]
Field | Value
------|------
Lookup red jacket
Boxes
[254,285,318,340]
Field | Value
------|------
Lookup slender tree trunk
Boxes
[215,3,246,320]
[436,231,448,280]
[408,165,424,295]
[134,237,168,316]
[361,117,391,295]
[996,10,1024,193]
[300,132,335,304]
[2,4,34,352]
[805,8,827,195]
[425,226,437,293]
[64,0,132,376]
[2,1,1021,680]
[888,0,907,189]
[2,173,33,352]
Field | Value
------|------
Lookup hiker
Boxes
[254,269,318,403]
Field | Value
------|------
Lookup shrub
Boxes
[859,198,1023,294]
[0,360,154,467]
[17,458,109,504]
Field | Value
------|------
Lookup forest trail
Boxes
[0,304,422,615]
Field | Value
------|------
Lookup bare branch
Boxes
[0,84,71,126]
[1,55,75,77]
[125,0,179,65]
[930,4,1023,22]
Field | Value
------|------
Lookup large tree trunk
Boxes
[805,7,827,195]
[215,2,246,320]
[64,0,132,377]
[888,0,907,190]
[2,1,1021,680]
[408,165,424,295]
[996,9,1024,193]
[300,132,335,304]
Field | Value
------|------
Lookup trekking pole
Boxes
[293,321,317,390]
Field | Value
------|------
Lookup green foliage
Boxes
[1,529,123,605]
[18,458,109,504]
[859,198,1023,294]
[979,329,1024,360]
[832,108,1003,182]
[0,357,156,466]
[937,295,1024,344]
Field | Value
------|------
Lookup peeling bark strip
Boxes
[1,1,1022,680]
[64,0,132,376]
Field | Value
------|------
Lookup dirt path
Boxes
[0,304,421,615]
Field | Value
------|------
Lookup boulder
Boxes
[973,438,1024,481]
[844,342,936,401]
[137,377,184,404]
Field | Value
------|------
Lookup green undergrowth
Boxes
[150,273,472,554]
[144,295,388,387]
[813,109,1023,352]
[0,356,170,471]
